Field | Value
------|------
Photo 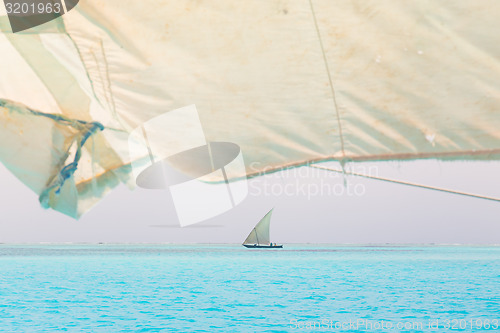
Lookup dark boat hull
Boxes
[243,244,283,249]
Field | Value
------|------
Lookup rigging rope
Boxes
[310,164,500,203]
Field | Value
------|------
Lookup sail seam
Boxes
[63,31,104,116]
[99,39,121,128]
[308,0,346,159]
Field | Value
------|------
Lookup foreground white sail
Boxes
[243,209,282,248]
[1,1,500,217]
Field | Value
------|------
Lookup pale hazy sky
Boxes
[1,159,499,244]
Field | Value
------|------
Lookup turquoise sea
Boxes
[0,245,499,332]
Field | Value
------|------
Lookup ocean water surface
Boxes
[0,245,499,332]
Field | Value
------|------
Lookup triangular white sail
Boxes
[243,209,273,246]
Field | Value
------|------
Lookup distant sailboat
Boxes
[242,208,283,248]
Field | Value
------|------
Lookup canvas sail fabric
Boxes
[243,230,259,246]
[1,0,500,217]
[243,209,273,245]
